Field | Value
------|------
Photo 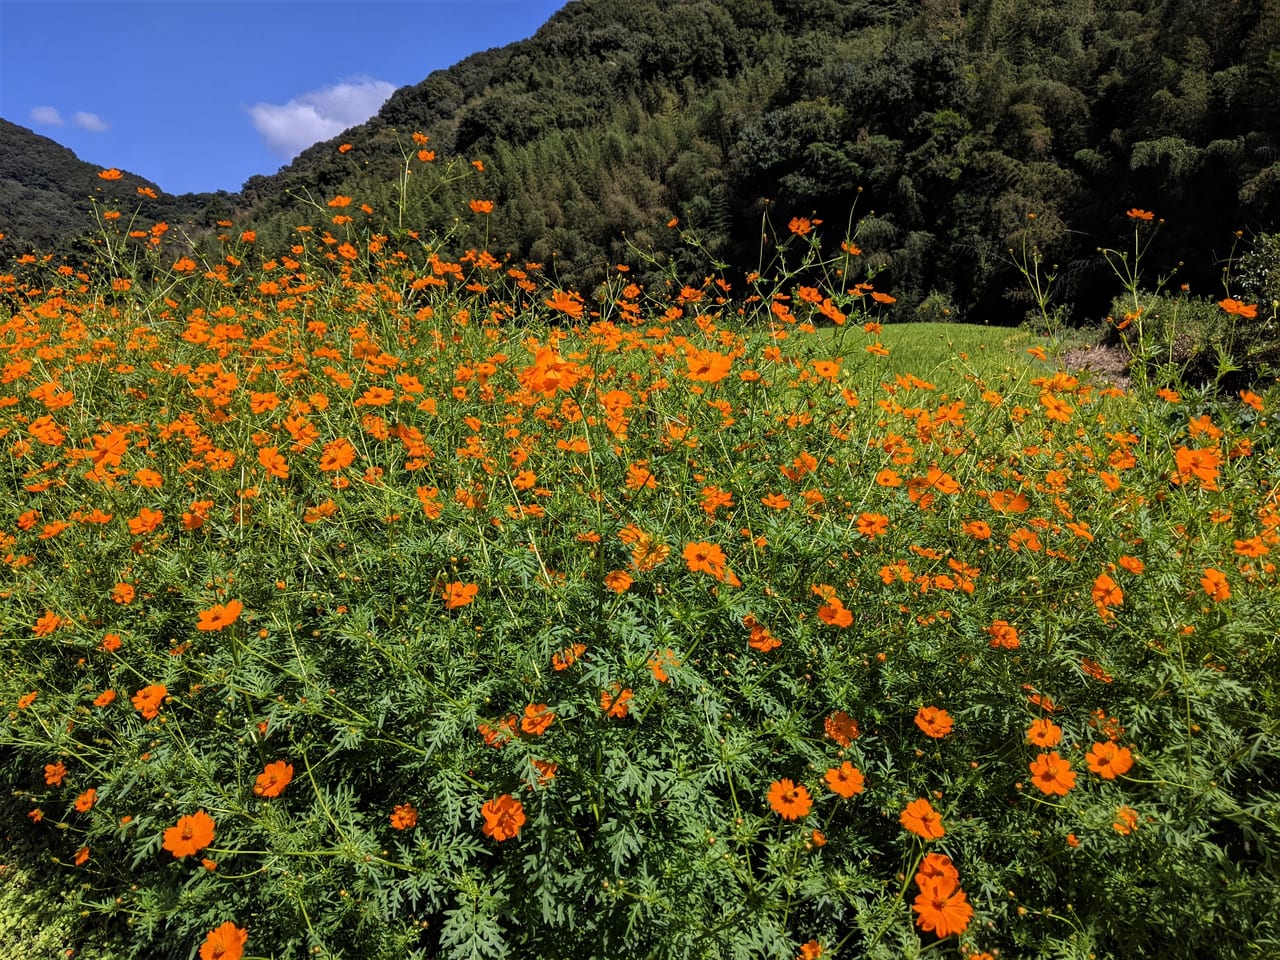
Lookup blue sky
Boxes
[0,1,567,195]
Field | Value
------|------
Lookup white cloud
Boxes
[73,111,109,132]
[31,106,63,126]
[248,76,395,159]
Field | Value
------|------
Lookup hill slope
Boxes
[0,119,241,262]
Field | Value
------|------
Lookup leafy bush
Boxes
[1237,232,1280,306]
[1074,214,1280,389]
[1105,289,1280,388]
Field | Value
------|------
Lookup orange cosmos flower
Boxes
[1040,392,1073,422]
[768,778,813,820]
[683,541,728,579]
[197,600,244,632]
[74,846,90,866]
[1113,805,1139,835]
[131,683,167,719]
[127,507,164,535]
[824,762,865,798]
[551,642,586,671]
[253,760,294,798]
[481,794,526,841]
[817,598,853,627]
[916,852,960,887]
[318,437,356,472]
[442,581,478,609]
[1080,657,1114,683]
[856,512,889,537]
[824,710,859,746]
[987,490,1029,513]
[600,684,633,718]
[900,798,945,839]
[200,921,248,960]
[912,875,973,937]
[519,346,583,396]
[163,810,215,858]
[521,703,555,736]
[390,802,418,830]
[1026,688,1057,713]
[75,788,98,813]
[986,620,1019,649]
[1091,571,1123,619]
[603,569,633,593]
[258,446,289,480]
[98,168,123,180]
[797,940,823,960]
[469,199,495,214]
[93,689,117,707]
[544,290,585,320]
[1126,208,1154,220]
[1218,298,1258,319]
[625,462,658,491]
[1174,445,1221,489]
[744,614,781,652]
[647,648,679,682]
[1200,567,1230,602]
[1118,555,1145,575]
[685,347,732,383]
[1234,536,1269,558]
[44,761,67,786]
[812,357,842,377]
[1029,751,1077,795]
[1025,718,1062,747]
[914,706,953,738]
[1086,741,1133,779]
[32,612,63,636]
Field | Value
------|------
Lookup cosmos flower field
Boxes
[1,168,1278,960]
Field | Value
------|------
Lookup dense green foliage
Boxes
[4,1,1278,329]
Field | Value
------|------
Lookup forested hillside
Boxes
[0,119,235,261]
[4,0,1278,323]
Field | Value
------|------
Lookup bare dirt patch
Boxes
[1059,343,1131,390]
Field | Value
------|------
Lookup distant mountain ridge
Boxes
[3,0,1278,324]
